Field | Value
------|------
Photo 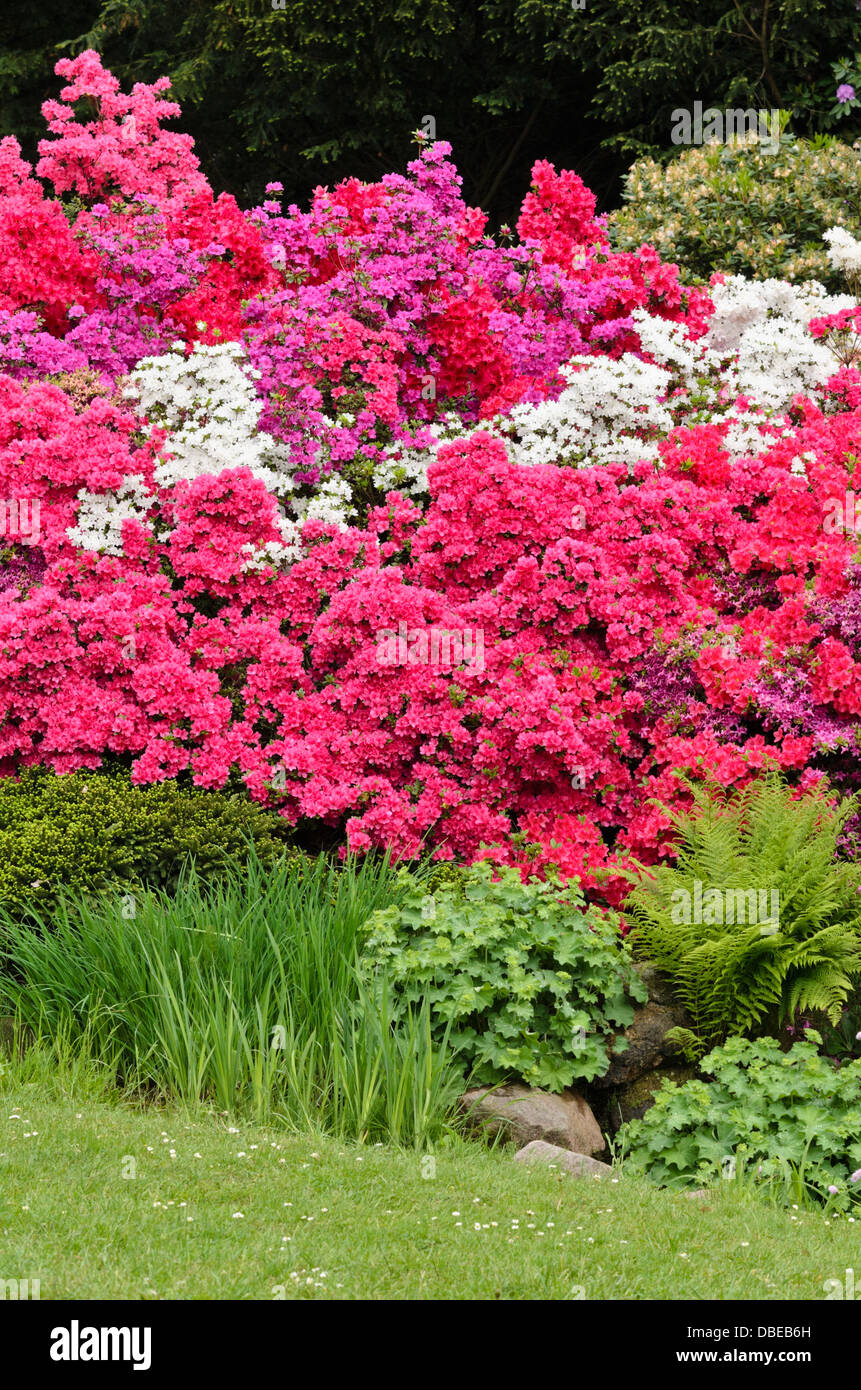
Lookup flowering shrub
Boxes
[3,53,861,912]
[610,133,861,289]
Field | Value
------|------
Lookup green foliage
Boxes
[619,1034,861,1207]
[550,0,861,163]
[0,768,296,921]
[360,861,647,1092]
[819,986,861,1063]
[610,133,861,287]
[661,1025,702,1064]
[624,776,861,1050]
[0,850,460,1146]
[0,0,591,217]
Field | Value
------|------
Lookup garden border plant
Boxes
[618,1032,861,1211]
[360,860,648,1093]
[622,775,861,1052]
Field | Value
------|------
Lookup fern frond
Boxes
[626,774,861,1047]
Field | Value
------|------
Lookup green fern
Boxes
[623,775,861,1050]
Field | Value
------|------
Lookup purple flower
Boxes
[91,203,110,218]
[265,182,284,194]
[67,304,85,319]
[851,1170,861,1183]
[829,1185,839,1194]
[837,84,856,104]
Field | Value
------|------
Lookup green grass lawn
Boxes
[1,1070,857,1300]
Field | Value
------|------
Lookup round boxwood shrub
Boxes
[0,768,296,922]
[609,133,861,288]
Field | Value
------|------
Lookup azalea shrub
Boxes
[3,52,861,908]
[361,861,647,1091]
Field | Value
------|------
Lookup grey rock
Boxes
[633,961,679,1008]
[596,962,693,1088]
[597,1003,689,1088]
[513,1140,612,1177]
[460,1083,604,1155]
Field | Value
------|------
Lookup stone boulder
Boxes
[595,961,693,1089]
[460,1083,604,1155]
[513,1140,612,1177]
[633,961,680,1009]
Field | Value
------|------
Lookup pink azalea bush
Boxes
[2,51,861,913]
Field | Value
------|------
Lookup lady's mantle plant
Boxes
[360,861,647,1092]
[619,1034,861,1207]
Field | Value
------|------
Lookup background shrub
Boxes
[609,134,861,287]
[361,861,647,1092]
[619,1034,861,1207]
[0,769,296,921]
[624,776,861,1051]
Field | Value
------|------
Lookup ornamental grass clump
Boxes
[623,776,861,1052]
[0,849,463,1147]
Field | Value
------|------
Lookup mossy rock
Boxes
[609,1066,698,1132]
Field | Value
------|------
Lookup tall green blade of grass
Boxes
[0,847,460,1145]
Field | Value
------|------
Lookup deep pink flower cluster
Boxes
[1,53,860,913]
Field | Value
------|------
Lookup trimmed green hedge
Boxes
[0,769,295,921]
